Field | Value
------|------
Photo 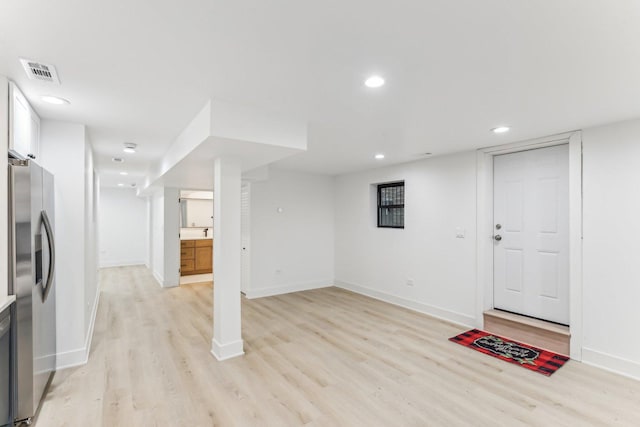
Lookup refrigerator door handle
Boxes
[8,164,16,295]
[41,210,55,303]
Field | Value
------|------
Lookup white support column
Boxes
[211,157,244,360]
[163,187,180,288]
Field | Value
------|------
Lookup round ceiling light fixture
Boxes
[120,171,128,176]
[374,153,385,160]
[491,126,510,134]
[41,95,70,105]
[123,142,137,153]
[117,183,125,187]
[365,75,385,88]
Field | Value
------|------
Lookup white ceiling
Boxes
[1,0,640,185]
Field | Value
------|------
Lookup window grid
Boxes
[377,182,405,229]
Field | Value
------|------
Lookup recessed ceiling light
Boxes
[365,76,385,88]
[41,95,70,105]
[491,126,510,134]
[375,153,385,160]
[117,183,125,187]
[123,142,137,153]
[120,171,128,176]
[112,157,124,163]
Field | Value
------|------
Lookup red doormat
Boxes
[449,329,569,376]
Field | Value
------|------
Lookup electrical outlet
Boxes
[406,278,414,286]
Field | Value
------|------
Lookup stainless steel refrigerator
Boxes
[8,157,56,425]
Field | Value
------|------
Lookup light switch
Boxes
[456,227,465,238]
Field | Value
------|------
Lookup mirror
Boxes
[180,198,213,228]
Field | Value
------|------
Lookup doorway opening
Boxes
[179,190,213,286]
[476,132,583,360]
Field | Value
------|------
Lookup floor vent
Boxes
[19,58,60,84]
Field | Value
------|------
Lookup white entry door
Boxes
[493,144,569,325]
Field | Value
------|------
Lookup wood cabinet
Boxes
[180,239,213,276]
[9,82,40,160]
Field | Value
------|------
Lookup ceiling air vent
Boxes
[19,58,61,84]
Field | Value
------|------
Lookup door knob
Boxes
[494,235,502,241]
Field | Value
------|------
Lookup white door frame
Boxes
[475,131,583,361]
[240,182,251,295]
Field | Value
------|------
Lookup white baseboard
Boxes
[334,280,475,328]
[99,260,146,268]
[162,280,179,288]
[34,353,56,374]
[582,348,640,381]
[55,346,89,370]
[211,338,244,361]
[84,284,101,362]
[152,269,179,288]
[56,286,101,370]
[152,270,164,287]
[244,279,333,299]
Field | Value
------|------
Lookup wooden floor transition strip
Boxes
[484,309,570,356]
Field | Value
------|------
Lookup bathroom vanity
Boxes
[180,238,213,276]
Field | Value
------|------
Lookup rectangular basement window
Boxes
[377,182,404,228]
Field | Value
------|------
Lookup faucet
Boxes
[203,228,209,237]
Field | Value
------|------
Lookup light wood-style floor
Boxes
[37,266,640,426]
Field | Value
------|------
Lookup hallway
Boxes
[37,266,640,426]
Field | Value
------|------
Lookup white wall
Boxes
[99,188,148,267]
[146,198,151,268]
[83,136,99,338]
[164,188,180,287]
[150,192,165,283]
[246,168,334,298]
[30,112,640,380]
[330,124,640,380]
[334,152,478,326]
[149,187,180,287]
[0,76,8,299]
[40,119,99,368]
[209,99,307,150]
[581,119,640,378]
